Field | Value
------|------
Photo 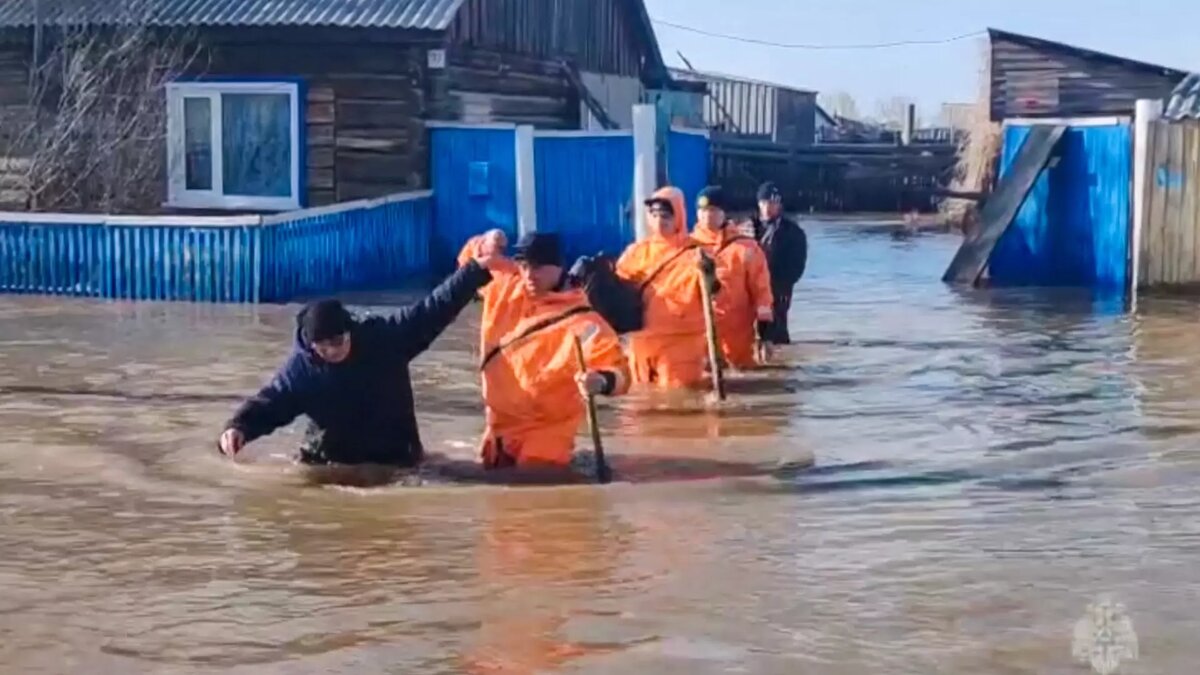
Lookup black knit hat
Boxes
[300,299,353,344]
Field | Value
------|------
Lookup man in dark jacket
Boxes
[748,181,808,345]
[217,254,499,466]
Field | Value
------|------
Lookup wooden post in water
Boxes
[901,104,916,146]
[698,251,726,401]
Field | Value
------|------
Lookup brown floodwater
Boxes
[2,221,1199,674]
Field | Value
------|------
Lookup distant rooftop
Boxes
[668,67,816,95]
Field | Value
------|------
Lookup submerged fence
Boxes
[0,190,432,303]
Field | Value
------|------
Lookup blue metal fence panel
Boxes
[430,127,517,273]
[262,196,431,302]
[0,192,432,304]
[0,219,263,301]
[667,129,710,224]
[989,123,1131,290]
[533,133,635,264]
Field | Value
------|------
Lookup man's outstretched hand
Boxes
[218,428,245,456]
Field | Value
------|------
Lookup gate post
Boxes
[632,104,657,241]
[514,124,538,237]
[1131,99,1162,300]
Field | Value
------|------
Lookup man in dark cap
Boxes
[747,181,808,346]
[457,230,629,471]
[217,250,501,466]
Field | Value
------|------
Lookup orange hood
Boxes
[646,186,690,245]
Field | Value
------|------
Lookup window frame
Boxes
[166,80,304,212]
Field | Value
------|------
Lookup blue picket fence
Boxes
[0,190,432,303]
[534,131,635,264]
[261,194,432,302]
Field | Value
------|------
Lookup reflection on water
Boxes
[3,220,1200,673]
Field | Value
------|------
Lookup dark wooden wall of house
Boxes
[990,34,1184,121]
[447,0,643,78]
[428,47,579,128]
[0,37,31,207]
[202,27,439,206]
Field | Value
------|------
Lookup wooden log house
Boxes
[0,0,684,212]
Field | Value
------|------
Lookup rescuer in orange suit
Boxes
[689,185,774,370]
[457,231,630,470]
[614,186,717,390]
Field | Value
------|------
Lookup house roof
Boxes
[1165,73,1200,120]
[987,28,1189,80]
[0,0,469,31]
[0,0,674,85]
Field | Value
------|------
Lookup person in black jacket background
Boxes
[748,181,808,346]
[217,253,499,466]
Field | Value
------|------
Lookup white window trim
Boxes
[166,81,302,212]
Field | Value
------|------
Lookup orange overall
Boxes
[691,224,774,370]
[459,237,630,468]
[615,187,711,390]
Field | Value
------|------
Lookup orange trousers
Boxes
[627,332,710,390]
[480,417,580,469]
[718,315,759,370]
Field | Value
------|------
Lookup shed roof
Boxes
[668,67,816,95]
[0,0,467,31]
[987,28,1189,80]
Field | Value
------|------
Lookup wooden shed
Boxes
[988,28,1187,122]
[0,0,675,213]
[668,68,818,147]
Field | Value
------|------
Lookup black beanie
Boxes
[300,299,353,344]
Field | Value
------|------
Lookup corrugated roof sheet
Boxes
[0,0,467,31]
[1165,73,1200,121]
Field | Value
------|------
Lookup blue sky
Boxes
[645,0,1200,119]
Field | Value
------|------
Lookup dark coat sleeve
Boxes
[773,219,808,288]
[226,356,309,443]
[386,259,493,362]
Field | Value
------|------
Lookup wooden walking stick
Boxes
[572,334,612,484]
[698,249,726,401]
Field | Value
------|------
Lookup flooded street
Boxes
[3,220,1200,674]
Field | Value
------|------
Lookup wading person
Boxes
[615,186,717,390]
[216,253,499,466]
[747,181,807,346]
[457,231,629,472]
[690,185,774,370]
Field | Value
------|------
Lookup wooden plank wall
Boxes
[1139,119,1200,288]
[429,48,578,129]
[448,0,643,78]
[0,40,30,208]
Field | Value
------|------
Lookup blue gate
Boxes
[533,132,635,264]
[666,128,711,222]
[989,122,1131,290]
[429,126,518,273]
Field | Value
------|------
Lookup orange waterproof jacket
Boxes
[615,187,711,389]
[691,224,774,369]
[458,236,630,467]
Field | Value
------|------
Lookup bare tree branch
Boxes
[1,22,206,213]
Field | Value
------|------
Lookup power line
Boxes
[651,18,985,50]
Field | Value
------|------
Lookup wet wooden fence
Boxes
[1139,119,1200,288]
[709,134,957,213]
